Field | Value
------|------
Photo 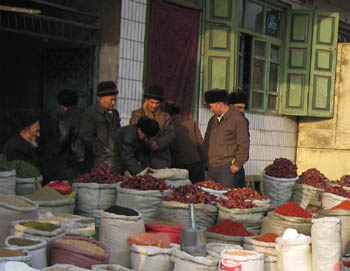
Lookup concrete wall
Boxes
[296,44,350,180]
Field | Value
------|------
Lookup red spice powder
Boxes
[275,202,312,218]
[344,261,350,267]
[207,220,253,237]
[331,200,350,210]
[253,233,279,243]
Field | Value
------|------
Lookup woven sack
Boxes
[91,264,133,271]
[16,176,42,196]
[0,169,16,195]
[50,236,110,269]
[172,248,218,271]
[292,183,324,209]
[206,232,244,246]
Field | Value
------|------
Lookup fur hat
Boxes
[162,101,181,116]
[144,84,165,101]
[57,89,79,107]
[204,89,228,104]
[137,116,160,137]
[14,109,40,131]
[97,81,119,97]
[228,91,248,105]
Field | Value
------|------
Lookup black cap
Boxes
[57,89,79,107]
[228,91,248,105]
[97,81,119,97]
[204,89,228,104]
[144,84,165,101]
[137,116,160,137]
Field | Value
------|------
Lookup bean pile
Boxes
[163,184,217,204]
[8,238,41,246]
[224,187,267,201]
[105,205,138,216]
[218,198,256,209]
[196,180,227,190]
[0,196,34,208]
[121,175,169,192]
[73,163,123,184]
[297,168,329,189]
[265,158,298,178]
[56,238,106,254]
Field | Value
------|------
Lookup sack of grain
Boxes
[172,249,218,271]
[0,196,38,243]
[0,169,16,196]
[42,264,91,270]
[0,248,32,265]
[91,264,133,271]
[16,176,43,196]
[218,249,264,271]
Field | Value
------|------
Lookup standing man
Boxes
[204,89,250,188]
[130,84,175,169]
[162,101,206,183]
[115,116,160,176]
[53,89,85,179]
[79,81,121,171]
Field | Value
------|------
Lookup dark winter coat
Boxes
[114,124,150,176]
[130,103,175,169]
[79,103,121,170]
[54,106,85,165]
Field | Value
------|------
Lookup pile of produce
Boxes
[163,184,217,204]
[217,198,256,209]
[325,185,350,198]
[196,180,227,190]
[0,154,14,171]
[120,175,169,191]
[207,220,253,236]
[26,186,66,201]
[224,187,267,201]
[73,163,123,184]
[10,160,40,178]
[265,157,298,178]
[275,202,312,218]
[20,221,61,232]
[296,168,329,189]
[253,233,279,243]
[334,175,350,187]
[331,200,350,210]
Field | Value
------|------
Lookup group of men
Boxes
[2,81,250,188]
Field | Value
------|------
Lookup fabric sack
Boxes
[292,183,323,209]
[172,248,218,271]
[0,169,16,195]
[321,192,349,209]
[206,232,244,246]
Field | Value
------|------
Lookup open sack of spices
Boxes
[93,205,144,267]
[145,220,183,244]
[50,236,110,269]
[0,154,16,196]
[43,263,91,270]
[206,220,254,246]
[26,186,75,215]
[0,195,38,244]
[116,174,171,222]
[217,187,270,235]
[195,180,228,199]
[261,201,312,236]
[72,163,123,216]
[243,233,279,255]
[0,247,32,265]
[11,160,42,196]
[91,264,133,271]
[172,247,218,271]
[321,182,350,209]
[138,167,191,188]
[263,158,298,208]
[158,184,218,228]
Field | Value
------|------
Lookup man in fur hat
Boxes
[129,84,175,169]
[203,89,250,188]
[79,81,121,171]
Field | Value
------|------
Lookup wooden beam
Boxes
[0,4,41,14]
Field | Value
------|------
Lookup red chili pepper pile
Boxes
[297,168,329,189]
[163,184,217,204]
[72,163,123,184]
[265,158,298,178]
[224,187,267,201]
[196,180,227,190]
[207,220,253,236]
[120,175,170,192]
[218,198,256,209]
[253,233,279,243]
[275,201,312,218]
[344,261,350,267]
[334,175,350,187]
[325,185,350,198]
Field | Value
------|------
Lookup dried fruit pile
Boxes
[334,175,350,187]
[163,184,217,204]
[72,163,123,184]
[296,168,329,189]
[196,180,227,190]
[218,198,256,209]
[224,187,267,201]
[120,175,169,192]
[265,158,298,178]
[325,185,350,198]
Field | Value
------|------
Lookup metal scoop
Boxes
[180,203,207,256]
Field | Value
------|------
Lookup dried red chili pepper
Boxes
[218,198,256,209]
[224,187,267,201]
[265,158,297,178]
[72,162,123,184]
[120,175,170,192]
[297,168,329,189]
[163,184,216,204]
[207,220,253,237]
[275,201,312,218]
[196,180,227,190]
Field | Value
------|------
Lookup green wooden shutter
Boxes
[308,11,339,117]
[203,0,237,97]
[280,10,313,116]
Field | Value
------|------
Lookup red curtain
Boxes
[146,0,200,116]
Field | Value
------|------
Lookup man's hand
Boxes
[230,164,240,174]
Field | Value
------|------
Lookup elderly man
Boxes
[129,84,175,169]
[115,116,160,176]
[79,81,121,171]
[204,89,250,188]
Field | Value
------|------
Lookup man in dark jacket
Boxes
[79,81,121,171]
[204,89,250,188]
[162,101,206,183]
[115,116,160,176]
[54,89,86,178]
[3,109,46,177]
[129,85,175,169]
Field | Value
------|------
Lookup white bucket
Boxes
[219,249,264,271]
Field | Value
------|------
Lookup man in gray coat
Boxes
[129,85,175,169]
[79,81,121,171]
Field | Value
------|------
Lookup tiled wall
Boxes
[118,0,298,176]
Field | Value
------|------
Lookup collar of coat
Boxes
[142,102,165,127]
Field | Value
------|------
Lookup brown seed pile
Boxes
[26,186,66,201]
[0,248,26,257]
[76,218,95,224]
[225,250,256,256]
[39,216,70,225]
[44,268,70,271]
[54,213,79,219]
[0,196,33,208]
[56,238,106,254]
[8,237,41,246]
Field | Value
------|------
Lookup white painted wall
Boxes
[117,0,298,176]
